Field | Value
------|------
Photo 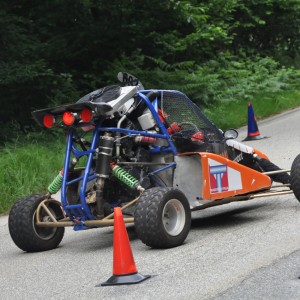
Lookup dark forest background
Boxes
[1,0,300,143]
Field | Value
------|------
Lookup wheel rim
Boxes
[32,208,57,240]
[162,199,186,236]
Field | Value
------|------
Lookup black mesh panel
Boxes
[159,90,223,142]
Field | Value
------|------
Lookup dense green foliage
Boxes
[1,0,300,143]
[1,0,300,213]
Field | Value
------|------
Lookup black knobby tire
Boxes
[290,154,300,202]
[134,188,191,249]
[9,194,65,252]
[258,158,290,184]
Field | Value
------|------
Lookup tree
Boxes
[1,0,299,143]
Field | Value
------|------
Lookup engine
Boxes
[66,130,157,218]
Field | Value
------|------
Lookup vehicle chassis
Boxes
[9,85,300,252]
[34,91,294,230]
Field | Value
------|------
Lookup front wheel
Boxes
[290,154,300,202]
[9,194,65,252]
[134,188,191,248]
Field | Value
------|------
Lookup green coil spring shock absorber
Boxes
[48,170,63,194]
[111,164,144,192]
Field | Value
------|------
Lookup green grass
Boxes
[1,89,300,214]
[205,90,300,130]
[0,140,65,213]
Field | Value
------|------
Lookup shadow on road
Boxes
[63,223,141,252]
[45,203,268,253]
[5,203,270,255]
[191,203,268,230]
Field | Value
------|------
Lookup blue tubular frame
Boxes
[138,92,177,155]
[61,129,99,221]
[60,90,178,226]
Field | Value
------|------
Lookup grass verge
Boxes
[0,141,65,213]
[205,90,300,129]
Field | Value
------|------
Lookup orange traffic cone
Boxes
[243,102,266,141]
[100,207,150,286]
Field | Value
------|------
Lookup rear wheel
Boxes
[134,188,191,248]
[290,154,300,202]
[9,194,65,252]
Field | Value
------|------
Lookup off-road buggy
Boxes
[8,72,300,252]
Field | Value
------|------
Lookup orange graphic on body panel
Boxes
[200,153,271,200]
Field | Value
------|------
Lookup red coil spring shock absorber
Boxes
[134,136,157,144]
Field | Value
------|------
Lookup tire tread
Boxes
[134,187,191,248]
[9,194,64,252]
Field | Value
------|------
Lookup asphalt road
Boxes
[1,107,300,300]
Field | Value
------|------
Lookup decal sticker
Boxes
[208,158,243,193]
[209,164,229,193]
[233,152,243,163]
